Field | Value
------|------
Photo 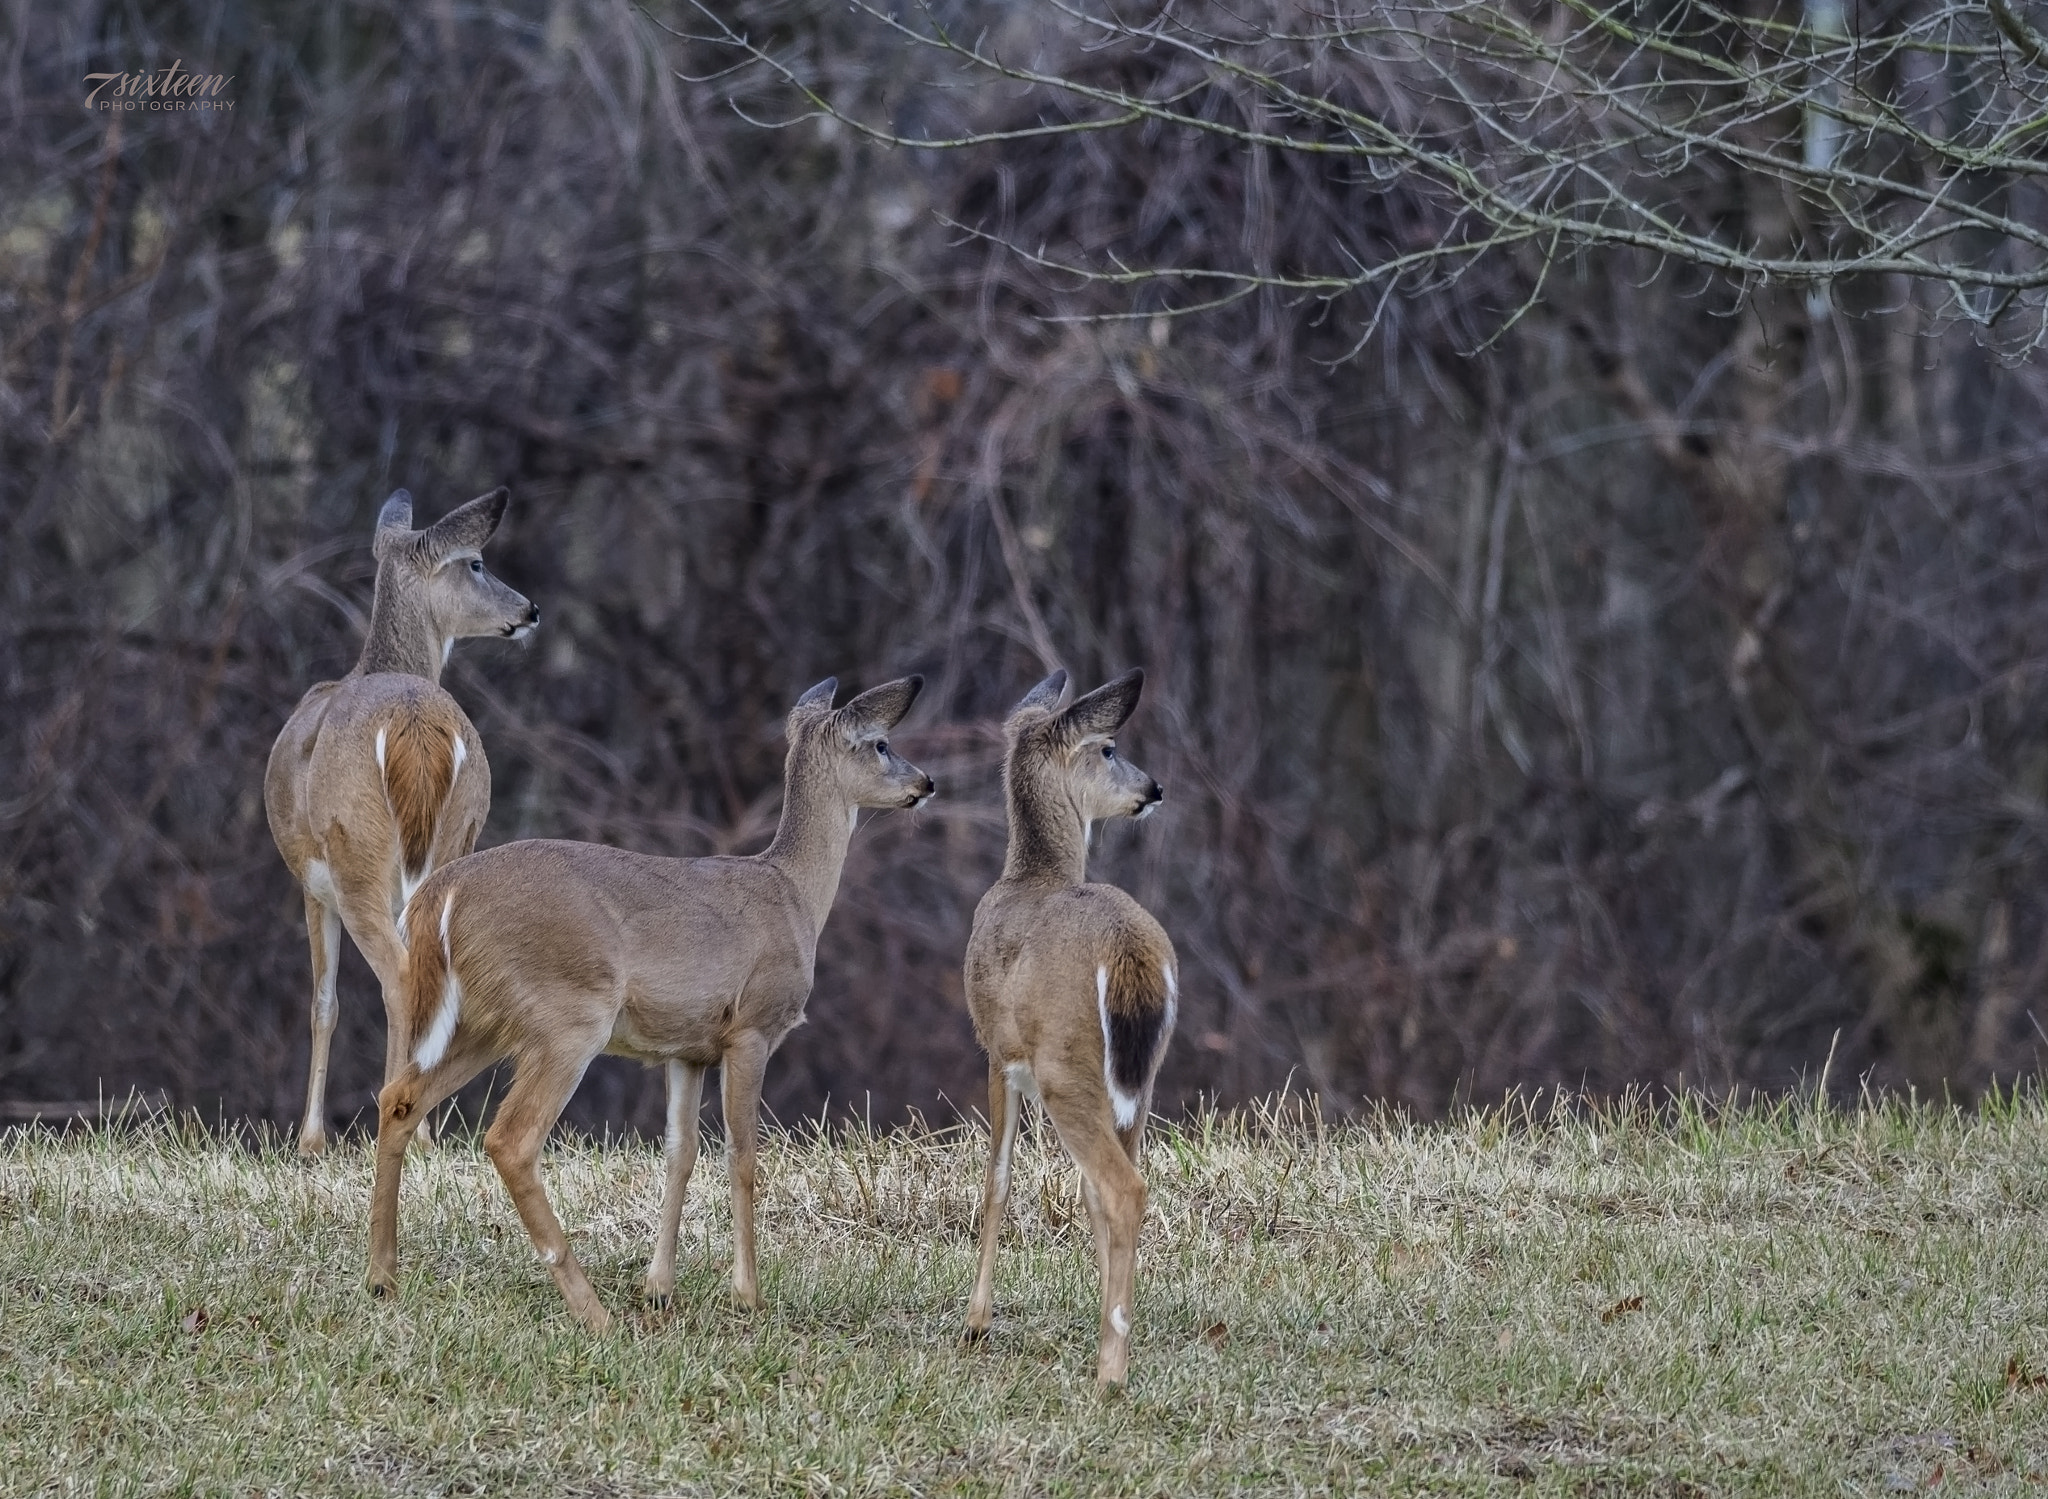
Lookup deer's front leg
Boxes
[720,1031,772,1310]
[645,1059,706,1303]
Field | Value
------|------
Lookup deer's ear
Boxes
[1010,669,1068,717]
[371,490,414,559]
[1059,669,1144,742]
[838,675,924,741]
[793,677,839,712]
[422,487,510,562]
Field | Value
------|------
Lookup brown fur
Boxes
[397,887,450,1058]
[963,668,1176,1389]
[380,690,463,880]
[365,677,934,1329]
[265,487,535,1155]
[1103,940,1170,1092]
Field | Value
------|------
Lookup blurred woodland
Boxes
[4,0,2048,1136]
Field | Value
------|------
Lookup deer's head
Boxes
[787,675,937,812]
[369,489,539,666]
[1004,668,1163,828]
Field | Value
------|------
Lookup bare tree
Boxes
[695,0,2048,349]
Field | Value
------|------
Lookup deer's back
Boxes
[965,878,1175,1060]
[265,673,488,889]
[426,840,820,1060]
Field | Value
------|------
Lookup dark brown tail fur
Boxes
[1103,943,1172,1094]
[380,690,462,881]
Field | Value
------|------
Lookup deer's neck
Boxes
[1001,765,1089,886]
[352,581,446,682]
[760,760,855,934]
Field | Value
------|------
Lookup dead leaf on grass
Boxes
[1203,1321,1229,1349]
[1599,1295,1644,1324]
[2005,1356,2047,1391]
[180,1306,209,1336]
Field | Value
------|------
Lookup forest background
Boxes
[5,0,2048,1136]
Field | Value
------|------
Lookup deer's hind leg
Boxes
[297,892,343,1156]
[484,1038,610,1332]
[330,824,437,1147]
[966,1059,1023,1341]
[1115,1081,1156,1167]
[1041,1082,1148,1390]
[368,1035,495,1299]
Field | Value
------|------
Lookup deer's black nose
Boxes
[1144,781,1163,805]
[525,603,541,625]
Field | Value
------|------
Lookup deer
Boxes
[962,667,1177,1389]
[265,488,538,1157]
[364,675,935,1331]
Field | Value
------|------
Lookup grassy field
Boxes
[3,1091,2047,1497]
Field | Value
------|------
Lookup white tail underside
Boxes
[413,892,462,1070]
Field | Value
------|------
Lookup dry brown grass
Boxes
[4,1091,2047,1495]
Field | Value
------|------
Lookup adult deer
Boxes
[963,668,1176,1388]
[265,488,538,1156]
[366,675,935,1330]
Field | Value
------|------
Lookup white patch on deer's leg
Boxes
[374,726,387,774]
[848,807,858,835]
[540,1246,560,1265]
[449,731,466,789]
[304,859,338,908]
[992,1078,1023,1194]
[1111,1305,1131,1337]
[1163,963,1179,1039]
[1004,1061,1040,1105]
[1097,965,1139,1130]
[442,637,454,667]
[1084,819,1095,851]
[413,893,462,1070]
[665,1060,688,1156]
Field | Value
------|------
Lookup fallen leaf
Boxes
[1600,1295,1644,1324]
[180,1307,209,1336]
[1497,1326,1515,1352]
[1203,1321,1228,1349]
[2005,1356,2047,1391]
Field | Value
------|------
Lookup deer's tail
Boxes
[375,692,468,894]
[1097,940,1178,1127]
[397,875,463,1074]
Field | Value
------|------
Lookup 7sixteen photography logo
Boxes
[85,59,234,112]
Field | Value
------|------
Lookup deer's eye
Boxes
[875,740,889,758]
[469,559,484,575]
[1102,744,1116,761]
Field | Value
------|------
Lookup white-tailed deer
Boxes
[365,675,935,1330]
[265,488,538,1155]
[963,668,1176,1388]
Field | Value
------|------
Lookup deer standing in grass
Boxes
[964,668,1176,1388]
[265,489,538,1156]
[366,676,935,1329]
